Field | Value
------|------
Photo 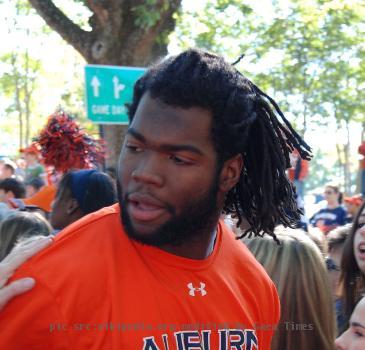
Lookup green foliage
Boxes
[60,81,97,134]
[2,0,364,179]
[0,0,44,149]
[305,149,338,191]
[172,0,365,190]
[0,53,41,95]
[171,0,255,60]
[132,0,169,30]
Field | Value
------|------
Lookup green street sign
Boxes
[84,65,146,124]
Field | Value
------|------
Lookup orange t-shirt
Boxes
[0,204,280,349]
[23,184,57,212]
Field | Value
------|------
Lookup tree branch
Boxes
[121,0,182,64]
[28,0,92,59]
[86,0,109,29]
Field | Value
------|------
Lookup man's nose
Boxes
[131,154,164,187]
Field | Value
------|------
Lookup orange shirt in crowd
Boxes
[0,204,280,349]
[23,184,57,212]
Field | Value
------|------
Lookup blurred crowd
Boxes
[224,144,365,349]
[0,144,117,260]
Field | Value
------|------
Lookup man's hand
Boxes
[0,236,53,311]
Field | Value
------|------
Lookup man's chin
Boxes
[126,224,160,242]
[124,225,174,247]
[120,208,167,246]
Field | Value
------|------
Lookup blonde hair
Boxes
[244,227,336,350]
[0,211,52,261]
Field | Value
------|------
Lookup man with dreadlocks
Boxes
[0,49,311,349]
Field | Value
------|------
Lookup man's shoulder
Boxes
[0,204,125,345]
[55,203,121,243]
[11,204,123,280]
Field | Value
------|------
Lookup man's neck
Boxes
[159,226,218,260]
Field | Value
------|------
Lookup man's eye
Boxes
[169,155,189,165]
[126,144,143,153]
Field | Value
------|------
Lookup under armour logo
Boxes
[187,282,207,296]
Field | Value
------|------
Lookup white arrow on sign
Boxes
[91,76,101,97]
[113,76,125,99]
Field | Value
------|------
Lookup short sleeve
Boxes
[0,271,70,349]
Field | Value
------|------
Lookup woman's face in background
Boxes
[353,206,365,274]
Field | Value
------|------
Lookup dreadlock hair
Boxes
[128,48,312,241]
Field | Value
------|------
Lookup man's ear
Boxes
[66,198,80,215]
[219,154,243,192]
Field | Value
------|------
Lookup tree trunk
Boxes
[11,52,24,149]
[302,97,307,138]
[24,44,31,146]
[335,143,344,184]
[344,120,351,194]
[28,0,182,166]
[356,122,365,193]
[103,124,127,168]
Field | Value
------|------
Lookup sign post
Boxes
[84,65,146,124]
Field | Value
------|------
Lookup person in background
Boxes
[14,158,26,181]
[327,225,351,297]
[244,227,336,350]
[335,296,365,350]
[25,177,45,198]
[50,169,117,231]
[0,211,52,261]
[0,159,17,180]
[344,194,364,224]
[0,203,11,223]
[105,166,117,184]
[288,148,309,200]
[338,201,365,334]
[310,184,347,234]
[9,110,107,217]
[358,140,365,197]
[0,178,26,206]
[19,143,46,182]
[307,228,327,255]
[326,225,351,333]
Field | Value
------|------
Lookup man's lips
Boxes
[127,193,167,222]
